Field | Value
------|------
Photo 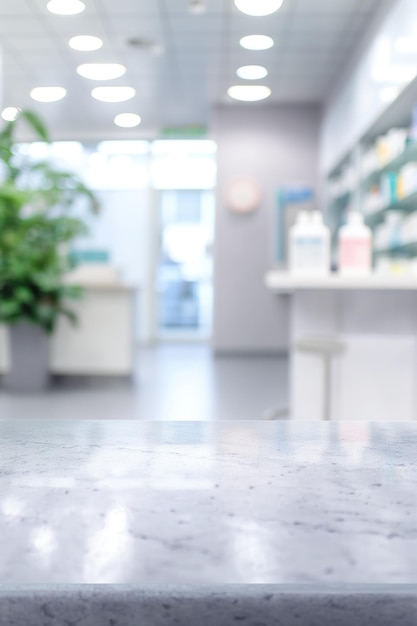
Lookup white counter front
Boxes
[0,284,135,377]
[266,271,417,422]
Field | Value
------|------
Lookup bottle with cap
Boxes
[289,210,330,275]
[338,211,372,276]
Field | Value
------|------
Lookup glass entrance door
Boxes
[156,189,214,339]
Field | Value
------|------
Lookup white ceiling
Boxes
[0,0,389,140]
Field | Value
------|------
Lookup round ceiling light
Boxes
[47,0,85,15]
[227,85,271,101]
[77,63,126,80]
[239,35,274,50]
[1,107,21,121]
[114,113,142,128]
[30,87,67,102]
[91,86,136,102]
[69,35,103,51]
[236,65,268,80]
[234,0,283,16]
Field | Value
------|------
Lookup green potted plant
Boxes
[0,110,99,392]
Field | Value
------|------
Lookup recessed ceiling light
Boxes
[240,35,274,50]
[30,87,67,102]
[47,0,85,15]
[77,63,126,80]
[227,85,271,101]
[1,107,21,121]
[91,86,136,102]
[236,65,268,80]
[114,113,142,128]
[69,35,103,51]
[234,0,283,16]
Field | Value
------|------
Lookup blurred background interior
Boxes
[1,0,417,421]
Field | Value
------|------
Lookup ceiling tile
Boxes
[99,0,158,15]
[295,0,359,14]
[0,17,47,35]
[0,0,33,15]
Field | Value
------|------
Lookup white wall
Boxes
[321,0,417,173]
[213,104,320,354]
[74,189,153,343]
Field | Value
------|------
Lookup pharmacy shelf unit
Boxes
[325,76,417,268]
[360,141,417,190]
[365,191,417,226]
[374,241,417,258]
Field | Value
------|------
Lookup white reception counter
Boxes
[0,283,135,378]
[266,271,417,422]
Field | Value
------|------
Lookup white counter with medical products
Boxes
[266,206,417,422]
[266,83,417,422]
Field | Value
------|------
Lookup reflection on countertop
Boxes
[0,420,416,584]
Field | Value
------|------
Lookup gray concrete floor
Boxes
[0,344,288,421]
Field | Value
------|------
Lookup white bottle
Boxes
[338,212,372,276]
[289,210,330,276]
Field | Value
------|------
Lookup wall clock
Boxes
[225,177,262,214]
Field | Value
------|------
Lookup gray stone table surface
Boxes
[0,419,417,584]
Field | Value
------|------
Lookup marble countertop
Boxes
[1,420,417,585]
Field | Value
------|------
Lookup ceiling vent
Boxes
[126,38,164,55]
[189,0,206,13]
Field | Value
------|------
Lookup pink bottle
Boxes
[338,212,372,276]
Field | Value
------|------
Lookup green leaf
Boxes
[59,306,78,326]
[60,284,84,299]
[33,302,56,334]
[0,185,29,208]
[19,110,50,142]
[0,121,14,145]
[0,300,21,318]
[15,287,34,303]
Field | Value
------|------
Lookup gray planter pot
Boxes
[5,322,50,393]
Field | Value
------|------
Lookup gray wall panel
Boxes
[213,104,320,353]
